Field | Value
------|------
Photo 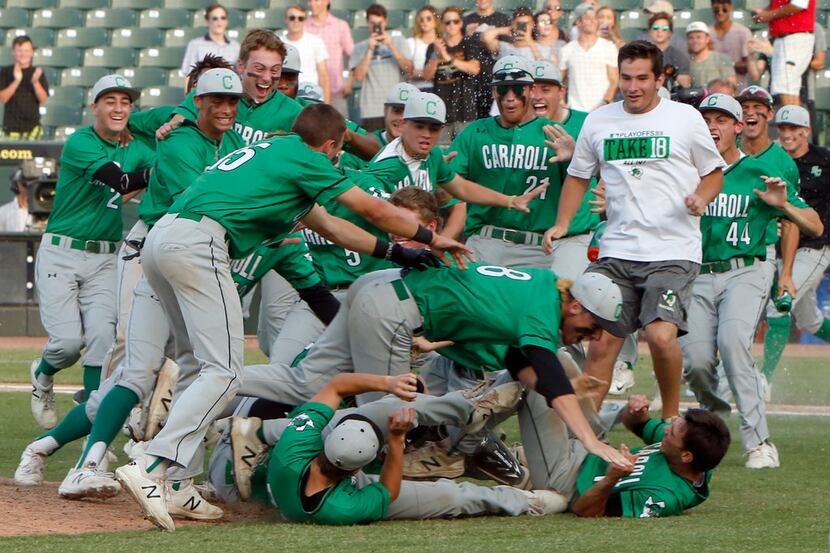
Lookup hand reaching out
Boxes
[543,124,575,164]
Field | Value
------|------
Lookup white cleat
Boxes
[608,361,635,396]
[465,382,524,434]
[507,487,569,515]
[230,416,268,501]
[745,442,780,469]
[115,460,175,531]
[166,479,223,520]
[30,360,57,429]
[59,462,121,499]
[14,445,46,486]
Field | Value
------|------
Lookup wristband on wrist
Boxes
[412,224,434,245]
[372,238,390,259]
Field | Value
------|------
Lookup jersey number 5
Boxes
[209,142,272,172]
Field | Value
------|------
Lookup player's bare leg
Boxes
[644,320,682,420]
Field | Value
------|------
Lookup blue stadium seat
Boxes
[34,46,82,68]
[139,8,193,29]
[81,105,94,125]
[112,0,163,8]
[619,10,647,29]
[269,0,302,8]
[84,47,138,69]
[54,126,80,140]
[164,27,206,47]
[112,28,165,49]
[139,85,185,108]
[0,8,31,29]
[0,48,13,65]
[5,28,56,47]
[42,66,60,86]
[60,66,110,87]
[120,66,168,87]
[32,8,85,29]
[59,0,109,8]
[6,0,57,8]
[334,0,370,10]
[48,85,86,106]
[138,46,186,68]
[329,9,351,25]
[86,8,140,28]
[56,28,109,48]
[40,101,83,129]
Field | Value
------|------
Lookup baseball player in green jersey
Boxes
[679,94,821,470]
[761,106,830,387]
[29,75,155,430]
[113,103,471,531]
[448,55,575,268]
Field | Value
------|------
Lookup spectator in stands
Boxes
[647,13,691,89]
[746,35,772,86]
[481,7,550,62]
[306,0,354,116]
[423,7,482,144]
[559,3,618,112]
[596,6,625,49]
[180,4,240,86]
[350,4,413,131]
[641,1,685,50]
[686,22,736,89]
[752,0,816,106]
[0,36,48,140]
[542,1,568,44]
[709,0,751,89]
[407,6,440,92]
[801,22,826,136]
[0,163,34,232]
[708,78,737,95]
[464,0,510,119]
[282,5,330,103]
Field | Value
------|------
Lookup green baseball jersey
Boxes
[576,419,711,518]
[128,106,175,150]
[364,138,456,195]
[232,233,320,299]
[700,155,808,263]
[169,133,354,259]
[138,121,245,227]
[46,127,155,242]
[372,128,390,147]
[267,402,390,525]
[337,120,376,171]
[174,90,302,145]
[301,170,395,288]
[743,142,801,245]
[559,109,601,237]
[403,263,562,351]
[449,116,565,235]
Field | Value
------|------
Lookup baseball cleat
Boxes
[465,382,524,433]
[145,359,179,441]
[59,462,121,499]
[14,445,47,486]
[465,437,529,488]
[123,406,146,442]
[608,361,635,395]
[30,360,57,429]
[230,416,268,501]
[745,442,780,469]
[115,460,175,532]
[166,479,223,520]
[403,443,465,480]
[517,488,569,515]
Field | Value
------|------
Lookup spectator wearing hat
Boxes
[306,0,354,116]
[282,5,330,103]
[180,4,240,82]
[559,3,618,112]
[647,13,691,89]
[709,0,751,88]
[687,22,736,89]
[0,36,49,139]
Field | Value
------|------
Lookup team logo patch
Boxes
[812,165,822,178]
[630,167,643,179]
[290,413,314,432]
[614,302,623,319]
[658,290,677,311]
[640,496,666,518]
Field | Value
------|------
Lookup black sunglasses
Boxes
[210,15,227,21]
[288,14,306,21]
[496,84,526,96]
[493,70,530,82]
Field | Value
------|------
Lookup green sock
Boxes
[762,316,791,380]
[256,426,266,445]
[812,318,830,342]
[77,385,139,468]
[44,402,92,447]
[35,358,59,379]
[82,365,102,398]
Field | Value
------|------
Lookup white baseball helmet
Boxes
[282,43,301,74]
[324,418,380,470]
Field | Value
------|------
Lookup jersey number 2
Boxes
[106,191,120,210]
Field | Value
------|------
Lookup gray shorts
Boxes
[587,257,699,337]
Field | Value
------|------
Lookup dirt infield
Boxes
[0,478,272,536]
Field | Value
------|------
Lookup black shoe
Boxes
[464,437,529,487]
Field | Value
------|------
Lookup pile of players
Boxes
[11,28,829,530]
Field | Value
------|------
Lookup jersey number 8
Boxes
[475,265,532,280]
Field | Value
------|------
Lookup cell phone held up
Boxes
[516,21,528,33]
[373,23,383,35]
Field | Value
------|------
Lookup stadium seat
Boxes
[691,0,710,9]
[112,28,164,49]
[120,66,168,87]
[0,49,13,65]
[815,87,830,112]
[40,101,83,129]
[606,0,641,10]
[86,8,140,28]
[353,10,367,28]
[190,8,245,28]
[743,0,767,10]
[820,0,830,9]
[167,68,186,88]
[32,8,85,29]
[5,28,56,47]
[164,0,212,8]
[816,69,830,89]
[48,85,86,106]
[224,0,268,10]
[42,66,61,86]
[139,85,185,108]
[0,8,31,29]
[56,28,110,48]
[245,9,284,28]
[164,27,206,47]
[386,10,407,30]
[59,0,109,8]
[330,9,352,25]
[84,47,138,68]
[112,0,163,8]
[34,46,82,68]
[138,46,187,68]
[81,106,94,125]
[619,10,647,29]
[619,27,641,42]
[6,0,57,8]
[54,126,79,140]
[352,27,370,42]
[139,8,193,29]
[60,66,110,87]
[334,0,370,10]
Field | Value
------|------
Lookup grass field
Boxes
[0,348,828,552]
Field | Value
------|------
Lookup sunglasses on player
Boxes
[493,70,530,83]
[496,84,526,97]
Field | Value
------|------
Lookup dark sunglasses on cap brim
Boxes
[492,70,531,82]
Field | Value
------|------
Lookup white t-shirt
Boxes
[558,37,618,112]
[568,98,726,263]
[406,36,432,90]
[0,197,30,232]
[282,32,329,86]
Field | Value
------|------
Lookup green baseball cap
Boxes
[91,74,139,103]
[698,93,742,121]
[195,68,243,96]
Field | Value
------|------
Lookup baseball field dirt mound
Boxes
[0,478,272,536]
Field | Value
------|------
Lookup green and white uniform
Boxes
[37,127,154,371]
[140,133,354,469]
[338,126,389,171]
[680,154,807,451]
[128,106,175,150]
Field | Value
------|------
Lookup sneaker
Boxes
[230,416,269,501]
[403,443,465,480]
[465,382,524,433]
[114,460,175,532]
[166,479,223,520]
[123,406,146,442]
[59,462,121,499]
[650,389,662,413]
[30,360,57,429]
[513,488,569,515]
[145,359,179,440]
[14,445,46,486]
[608,361,635,396]
[465,437,529,488]
[745,442,780,469]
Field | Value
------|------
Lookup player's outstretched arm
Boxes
[755,176,824,238]
[543,175,592,254]
[344,128,381,161]
[570,445,637,517]
[379,408,416,502]
[441,175,546,213]
[310,373,418,411]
